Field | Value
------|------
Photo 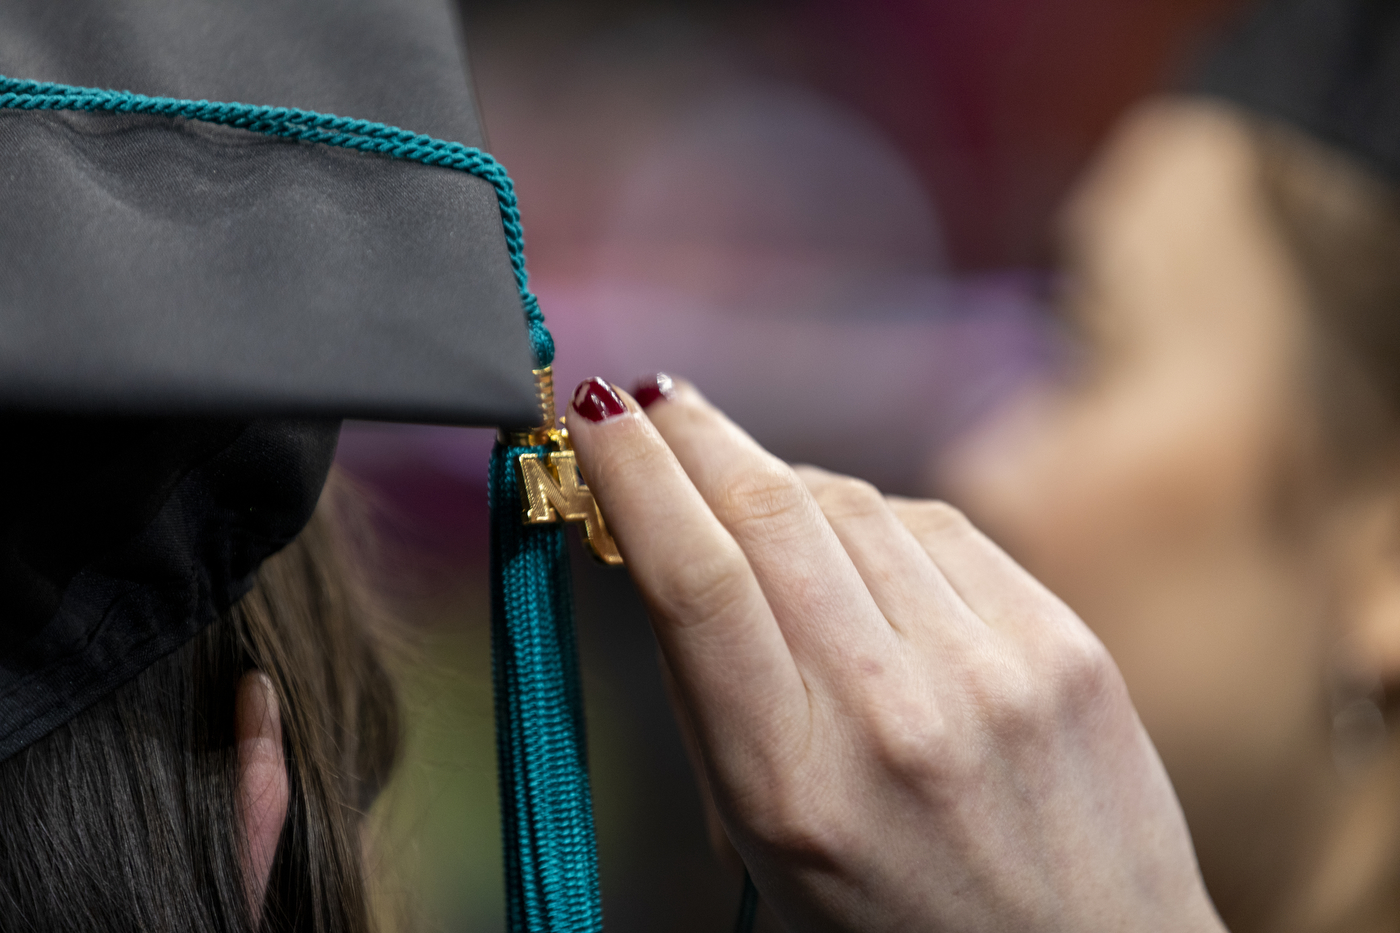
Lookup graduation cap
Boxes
[0,1,614,928]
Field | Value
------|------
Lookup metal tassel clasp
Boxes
[506,367,623,566]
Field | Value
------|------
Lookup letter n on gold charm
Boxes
[517,450,623,565]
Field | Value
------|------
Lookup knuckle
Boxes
[745,792,845,869]
[813,476,887,523]
[655,542,754,630]
[866,703,958,788]
[717,462,811,536]
[905,500,973,539]
[957,649,1049,746]
[982,673,1048,746]
[960,631,1123,751]
[1046,631,1122,716]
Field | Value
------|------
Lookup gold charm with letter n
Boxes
[506,367,624,566]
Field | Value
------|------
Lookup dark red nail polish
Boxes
[633,373,676,409]
[571,377,627,423]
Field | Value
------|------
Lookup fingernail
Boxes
[633,372,676,409]
[571,377,628,423]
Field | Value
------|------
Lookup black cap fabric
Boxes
[0,417,338,761]
[0,0,543,759]
[1197,0,1400,183]
[0,0,540,425]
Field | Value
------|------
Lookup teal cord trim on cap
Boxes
[0,74,553,365]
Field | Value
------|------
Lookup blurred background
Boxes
[341,1,1251,929]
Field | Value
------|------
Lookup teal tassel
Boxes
[490,440,603,932]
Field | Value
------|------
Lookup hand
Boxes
[567,376,1224,933]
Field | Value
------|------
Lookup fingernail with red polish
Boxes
[633,373,676,409]
[572,377,628,423]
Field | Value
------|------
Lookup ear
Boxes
[235,669,289,918]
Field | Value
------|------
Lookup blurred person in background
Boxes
[938,100,1400,930]
[563,1,1400,931]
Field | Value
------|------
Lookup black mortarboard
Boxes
[1197,0,1400,182]
[1,6,610,926]
[0,0,543,760]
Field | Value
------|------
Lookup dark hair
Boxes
[0,469,400,933]
[1249,115,1400,471]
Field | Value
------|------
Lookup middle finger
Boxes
[794,465,985,649]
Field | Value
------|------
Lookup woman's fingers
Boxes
[567,378,1214,933]
[886,496,1087,644]
[636,380,897,670]
[564,379,809,758]
[793,465,985,647]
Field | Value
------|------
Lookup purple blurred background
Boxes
[346,2,1250,930]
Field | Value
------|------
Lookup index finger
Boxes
[565,378,810,762]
